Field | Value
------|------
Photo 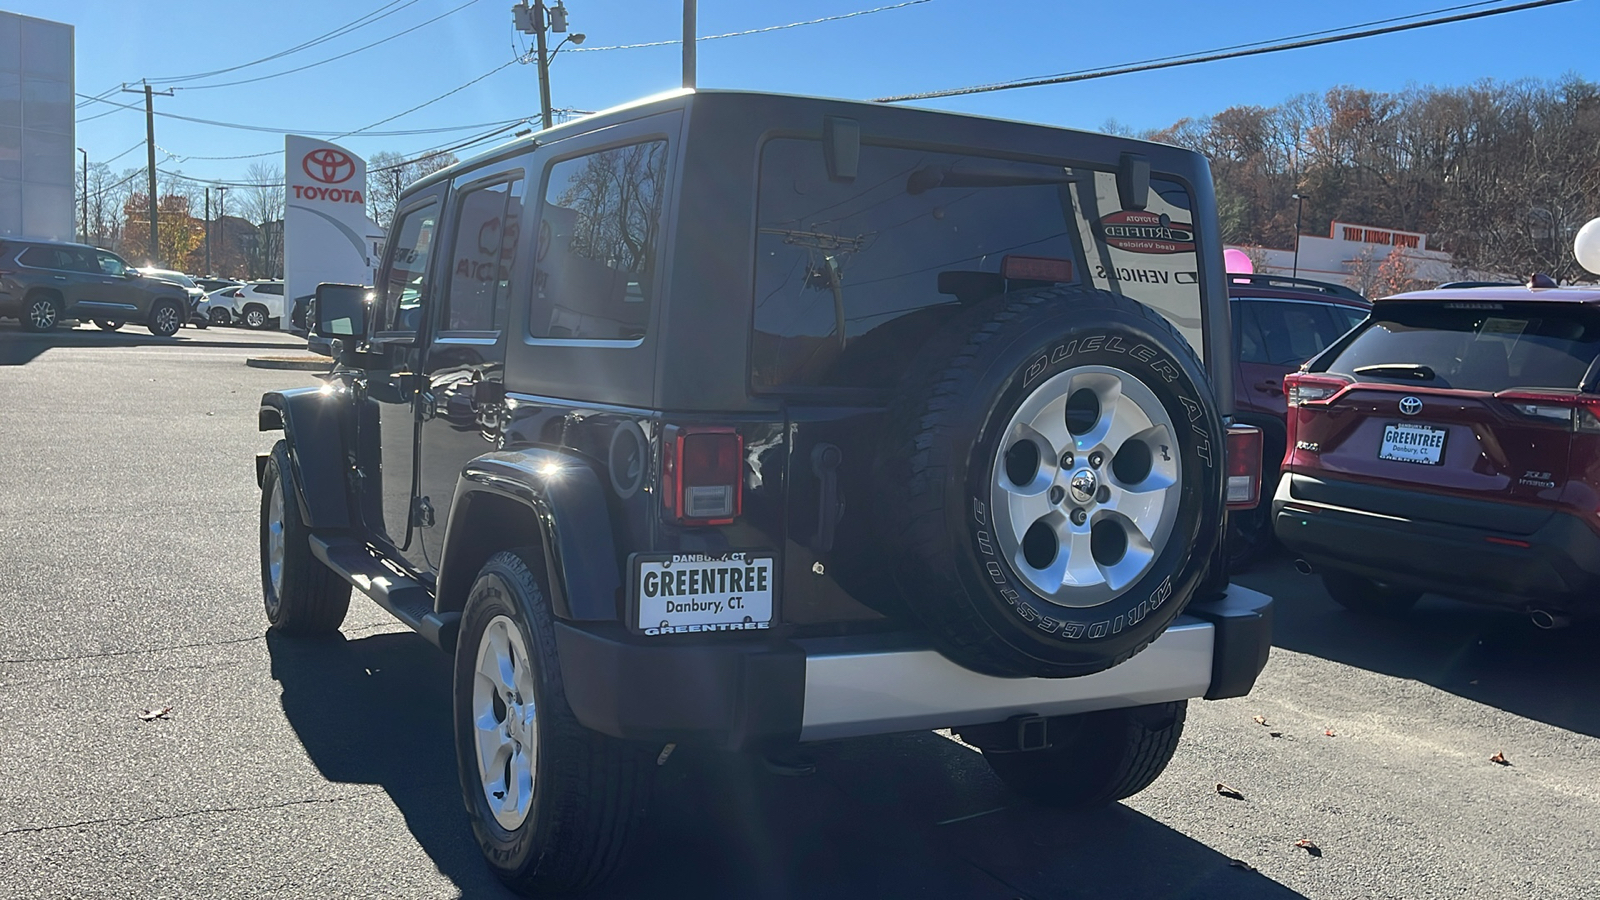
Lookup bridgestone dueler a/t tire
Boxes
[877,287,1225,678]
[453,550,653,896]
[980,701,1187,808]
[259,441,350,635]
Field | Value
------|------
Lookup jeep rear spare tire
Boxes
[878,287,1224,678]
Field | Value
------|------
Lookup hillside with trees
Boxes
[1136,75,1600,282]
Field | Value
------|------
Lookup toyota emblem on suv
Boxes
[1399,396,1423,416]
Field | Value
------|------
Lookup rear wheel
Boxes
[94,319,124,332]
[1321,570,1420,616]
[259,441,350,634]
[209,308,232,326]
[148,300,184,337]
[454,549,652,896]
[243,305,268,329]
[976,702,1187,808]
[22,294,61,332]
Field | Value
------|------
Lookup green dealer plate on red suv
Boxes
[630,553,775,636]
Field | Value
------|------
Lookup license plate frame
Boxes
[1378,422,1448,466]
[628,552,777,637]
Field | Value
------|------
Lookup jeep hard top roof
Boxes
[1382,285,1600,305]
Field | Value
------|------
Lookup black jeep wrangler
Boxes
[256,89,1273,895]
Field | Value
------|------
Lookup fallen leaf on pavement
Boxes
[1216,782,1246,800]
[1253,715,1269,726]
[1294,839,1322,857]
[1490,751,1511,766]
[1269,731,1284,738]
[1228,859,1257,872]
[1324,729,1337,737]
[137,706,172,721]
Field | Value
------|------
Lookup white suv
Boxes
[224,281,285,329]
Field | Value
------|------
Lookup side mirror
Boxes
[124,270,140,279]
[313,282,372,342]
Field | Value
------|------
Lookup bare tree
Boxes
[240,162,286,278]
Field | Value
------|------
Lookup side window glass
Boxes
[96,252,125,276]
[1237,302,1270,363]
[379,202,440,334]
[442,176,524,333]
[68,249,98,273]
[531,140,669,341]
[20,246,59,269]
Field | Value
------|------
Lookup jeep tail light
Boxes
[1284,372,1351,406]
[1225,424,1263,510]
[662,427,742,525]
[1496,390,1600,433]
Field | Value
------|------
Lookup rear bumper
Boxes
[1273,474,1600,609]
[553,583,1273,751]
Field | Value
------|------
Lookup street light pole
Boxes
[78,147,88,244]
[1291,192,1305,280]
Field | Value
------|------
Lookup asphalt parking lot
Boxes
[1,325,1596,899]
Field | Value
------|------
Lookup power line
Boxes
[173,0,482,91]
[74,92,522,137]
[148,0,421,85]
[875,0,1576,102]
[569,0,934,53]
[333,56,521,138]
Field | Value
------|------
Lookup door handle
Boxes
[1255,380,1283,395]
[53,275,67,281]
[810,443,843,553]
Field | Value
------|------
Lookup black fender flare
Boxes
[258,387,352,530]
[438,449,622,622]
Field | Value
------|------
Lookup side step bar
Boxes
[309,534,460,652]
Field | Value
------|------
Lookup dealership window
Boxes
[529,140,668,341]
[443,176,525,333]
[379,202,439,335]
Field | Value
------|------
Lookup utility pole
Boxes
[123,82,174,266]
[683,0,696,89]
[514,0,577,131]
[204,187,211,275]
[77,147,88,243]
[216,187,228,275]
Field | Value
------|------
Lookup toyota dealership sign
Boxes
[283,136,384,329]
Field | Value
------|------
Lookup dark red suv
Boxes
[1274,282,1600,625]
[1226,275,1370,564]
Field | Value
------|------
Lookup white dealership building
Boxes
[0,11,74,241]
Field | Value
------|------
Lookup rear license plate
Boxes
[1379,423,1447,466]
[631,553,775,636]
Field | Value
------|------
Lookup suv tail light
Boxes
[1284,372,1352,406]
[1496,390,1600,433]
[1225,424,1263,509]
[661,426,743,525]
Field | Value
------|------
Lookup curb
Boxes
[245,356,333,371]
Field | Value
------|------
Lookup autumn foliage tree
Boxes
[119,193,203,269]
[1144,76,1600,281]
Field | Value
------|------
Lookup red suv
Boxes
[1226,275,1370,564]
[1274,281,1600,625]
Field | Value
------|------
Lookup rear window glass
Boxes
[751,139,1205,391]
[1326,302,1600,391]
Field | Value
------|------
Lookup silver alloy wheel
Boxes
[245,308,265,328]
[990,364,1182,608]
[28,298,57,330]
[472,614,538,831]
[266,475,286,602]
[155,304,182,334]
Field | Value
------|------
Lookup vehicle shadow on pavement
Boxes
[1240,556,1600,739]
[269,629,1305,900]
[0,323,298,365]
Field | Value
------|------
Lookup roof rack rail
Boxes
[1437,280,1520,289]
[1227,272,1368,302]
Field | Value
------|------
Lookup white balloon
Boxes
[1576,217,1600,276]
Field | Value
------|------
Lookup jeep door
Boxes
[355,184,447,572]
[416,166,527,569]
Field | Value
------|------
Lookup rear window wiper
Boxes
[1352,363,1436,381]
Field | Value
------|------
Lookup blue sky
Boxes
[18,0,1600,185]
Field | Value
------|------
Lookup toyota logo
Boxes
[302,148,355,185]
[1399,396,1423,416]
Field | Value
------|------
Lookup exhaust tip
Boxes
[1530,609,1571,630]
[1293,559,1314,575]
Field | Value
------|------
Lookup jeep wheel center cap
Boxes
[1069,468,1099,505]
